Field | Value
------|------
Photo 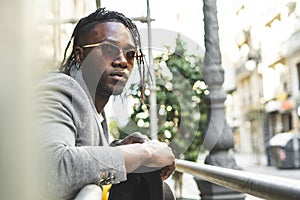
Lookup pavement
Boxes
[166,152,300,200]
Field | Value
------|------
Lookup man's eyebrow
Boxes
[124,44,136,50]
[105,38,120,45]
[105,38,136,49]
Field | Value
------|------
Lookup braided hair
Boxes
[60,8,143,72]
[60,7,147,100]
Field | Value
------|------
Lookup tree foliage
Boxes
[117,34,208,162]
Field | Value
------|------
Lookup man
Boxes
[35,8,175,199]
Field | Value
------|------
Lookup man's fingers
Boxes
[160,162,176,180]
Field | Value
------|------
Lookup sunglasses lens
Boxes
[125,50,136,64]
[98,43,137,64]
[99,43,120,61]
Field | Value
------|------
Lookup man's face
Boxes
[80,22,136,97]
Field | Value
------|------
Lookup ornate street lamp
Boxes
[194,0,245,199]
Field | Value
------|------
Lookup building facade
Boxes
[226,0,300,162]
[36,0,97,73]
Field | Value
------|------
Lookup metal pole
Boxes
[292,109,300,168]
[197,0,244,199]
[146,0,158,139]
[53,0,59,63]
[96,0,101,8]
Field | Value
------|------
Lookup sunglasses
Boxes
[81,41,139,65]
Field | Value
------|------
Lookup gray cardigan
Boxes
[35,67,127,199]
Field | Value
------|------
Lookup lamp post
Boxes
[194,0,245,199]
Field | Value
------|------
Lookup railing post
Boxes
[196,0,245,199]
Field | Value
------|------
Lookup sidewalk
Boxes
[234,152,300,181]
[167,152,300,200]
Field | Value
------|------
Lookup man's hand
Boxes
[114,134,176,176]
[143,140,175,169]
[160,162,176,180]
[120,132,149,145]
[110,132,149,146]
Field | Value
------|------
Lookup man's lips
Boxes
[109,70,129,82]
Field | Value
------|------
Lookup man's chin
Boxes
[111,87,125,96]
[97,84,125,96]
[112,90,125,95]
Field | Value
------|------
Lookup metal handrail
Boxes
[74,184,102,200]
[175,159,300,200]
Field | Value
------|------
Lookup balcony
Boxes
[281,29,300,58]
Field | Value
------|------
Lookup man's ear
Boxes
[75,46,84,63]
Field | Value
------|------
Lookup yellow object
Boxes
[102,184,112,200]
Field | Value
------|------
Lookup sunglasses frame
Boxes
[81,41,141,64]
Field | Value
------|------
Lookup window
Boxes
[282,113,292,132]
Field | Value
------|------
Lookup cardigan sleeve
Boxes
[34,73,127,199]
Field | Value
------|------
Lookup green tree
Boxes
[117,34,208,162]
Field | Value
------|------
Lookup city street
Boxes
[167,153,300,200]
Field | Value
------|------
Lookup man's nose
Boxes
[112,53,128,68]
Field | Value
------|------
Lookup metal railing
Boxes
[74,184,102,200]
[175,159,300,200]
[74,159,300,200]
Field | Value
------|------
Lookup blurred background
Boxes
[1,0,300,199]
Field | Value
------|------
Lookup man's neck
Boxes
[94,93,109,114]
[81,74,109,114]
